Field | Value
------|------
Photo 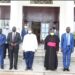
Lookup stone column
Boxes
[9,1,22,33]
[59,1,74,38]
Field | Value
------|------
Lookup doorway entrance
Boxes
[23,7,60,44]
[31,22,41,43]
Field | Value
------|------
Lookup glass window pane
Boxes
[0,0,10,3]
[45,33,48,37]
[41,28,46,32]
[46,23,49,28]
[45,28,48,32]
[41,22,49,41]
[0,20,9,29]
[30,0,53,4]
[41,23,46,28]
[42,33,45,38]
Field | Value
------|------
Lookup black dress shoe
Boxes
[29,68,33,70]
[45,68,49,70]
[63,68,66,71]
[25,68,33,70]
[25,68,28,70]
[1,65,4,69]
[67,68,70,71]
[14,67,17,70]
[9,67,13,70]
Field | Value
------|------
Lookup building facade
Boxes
[0,0,75,42]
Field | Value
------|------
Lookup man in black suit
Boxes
[7,26,21,70]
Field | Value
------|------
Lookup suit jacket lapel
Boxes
[14,32,17,41]
[65,33,67,41]
[15,32,17,38]
[11,32,17,42]
[70,33,71,42]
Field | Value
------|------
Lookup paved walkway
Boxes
[0,45,75,75]
[0,55,75,75]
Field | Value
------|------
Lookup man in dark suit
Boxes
[7,26,21,70]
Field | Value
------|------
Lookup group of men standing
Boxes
[0,24,38,70]
[0,27,21,70]
[0,24,74,72]
[44,27,74,71]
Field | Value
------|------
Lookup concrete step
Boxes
[2,55,75,75]
[19,44,75,57]
[17,52,75,62]
[0,71,75,75]
[0,68,75,75]
[2,44,75,75]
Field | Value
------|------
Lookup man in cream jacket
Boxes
[22,28,38,70]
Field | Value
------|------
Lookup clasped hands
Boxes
[11,43,17,46]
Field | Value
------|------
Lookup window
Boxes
[0,6,10,30]
[41,23,49,41]
[0,20,9,29]
[0,0,10,3]
[30,0,53,4]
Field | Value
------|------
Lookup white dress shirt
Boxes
[66,33,70,46]
[22,33,38,52]
[12,32,16,42]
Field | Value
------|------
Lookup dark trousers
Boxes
[9,46,19,69]
[74,40,75,46]
[23,51,25,59]
[4,44,9,59]
[24,51,34,69]
[0,47,4,67]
